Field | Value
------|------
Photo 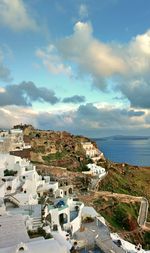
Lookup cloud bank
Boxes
[0,103,148,137]
[38,21,150,109]
[0,81,59,106]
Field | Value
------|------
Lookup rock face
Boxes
[14,125,100,170]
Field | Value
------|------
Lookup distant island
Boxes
[93,135,150,141]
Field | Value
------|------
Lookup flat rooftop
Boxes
[0,214,30,248]
[7,204,41,218]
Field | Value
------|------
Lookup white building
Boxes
[0,215,68,253]
[0,240,68,253]
[37,179,73,199]
[0,154,52,206]
[43,197,84,235]
[0,128,31,153]
[81,141,104,162]
[83,163,106,179]
[0,152,85,250]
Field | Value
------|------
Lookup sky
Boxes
[0,0,150,137]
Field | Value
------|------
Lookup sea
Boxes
[94,136,150,167]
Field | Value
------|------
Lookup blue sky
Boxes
[0,0,150,137]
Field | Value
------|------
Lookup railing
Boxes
[4,195,20,206]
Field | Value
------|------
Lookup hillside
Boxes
[13,125,150,249]
[97,160,150,202]
[79,160,150,249]
[79,191,150,249]
[14,124,95,171]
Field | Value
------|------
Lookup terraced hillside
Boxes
[15,125,95,171]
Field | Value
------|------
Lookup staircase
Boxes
[138,198,149,226]
[32,217,42,230]
[4,195,20,207]
[90,178,100,191]
[90,172,108,191]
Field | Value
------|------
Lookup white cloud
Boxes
[0,0,37,31]
[120,30,150,77]
[36,21,150,108]
[0,106,38,129]
[36,45,72,76]
[55,22,150,107]
[58,21,126,89]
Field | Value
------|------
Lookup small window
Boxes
[53,224,58,231]
[7,186,11,191]
[19,247,25,251]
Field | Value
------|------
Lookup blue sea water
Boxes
[95,137,150,167]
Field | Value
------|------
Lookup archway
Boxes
[49,188,54,197]
[18,247,25,251]
[64,191,67,196]
[75,205,79,212]
[53,224,58,231]
[68,188,73,195]
[59,213,68,226]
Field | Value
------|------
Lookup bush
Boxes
[81,165,90,171]
[144,232,150,249]
[77,164,90,172]
[113,204,137,231]
[83,216,94,223]
[28,227,53,239]
[4,169,17,176]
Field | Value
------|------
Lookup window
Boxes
[53,224,58,231]
[18,247,25,251]
[7,186,11,191]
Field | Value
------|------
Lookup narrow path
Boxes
[138,198,149,227]
[79,191,149,229]
[90,172,108,191]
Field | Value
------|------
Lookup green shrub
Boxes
[144,232,150,249]
[83,216,94,223]
[4,169,17,176]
